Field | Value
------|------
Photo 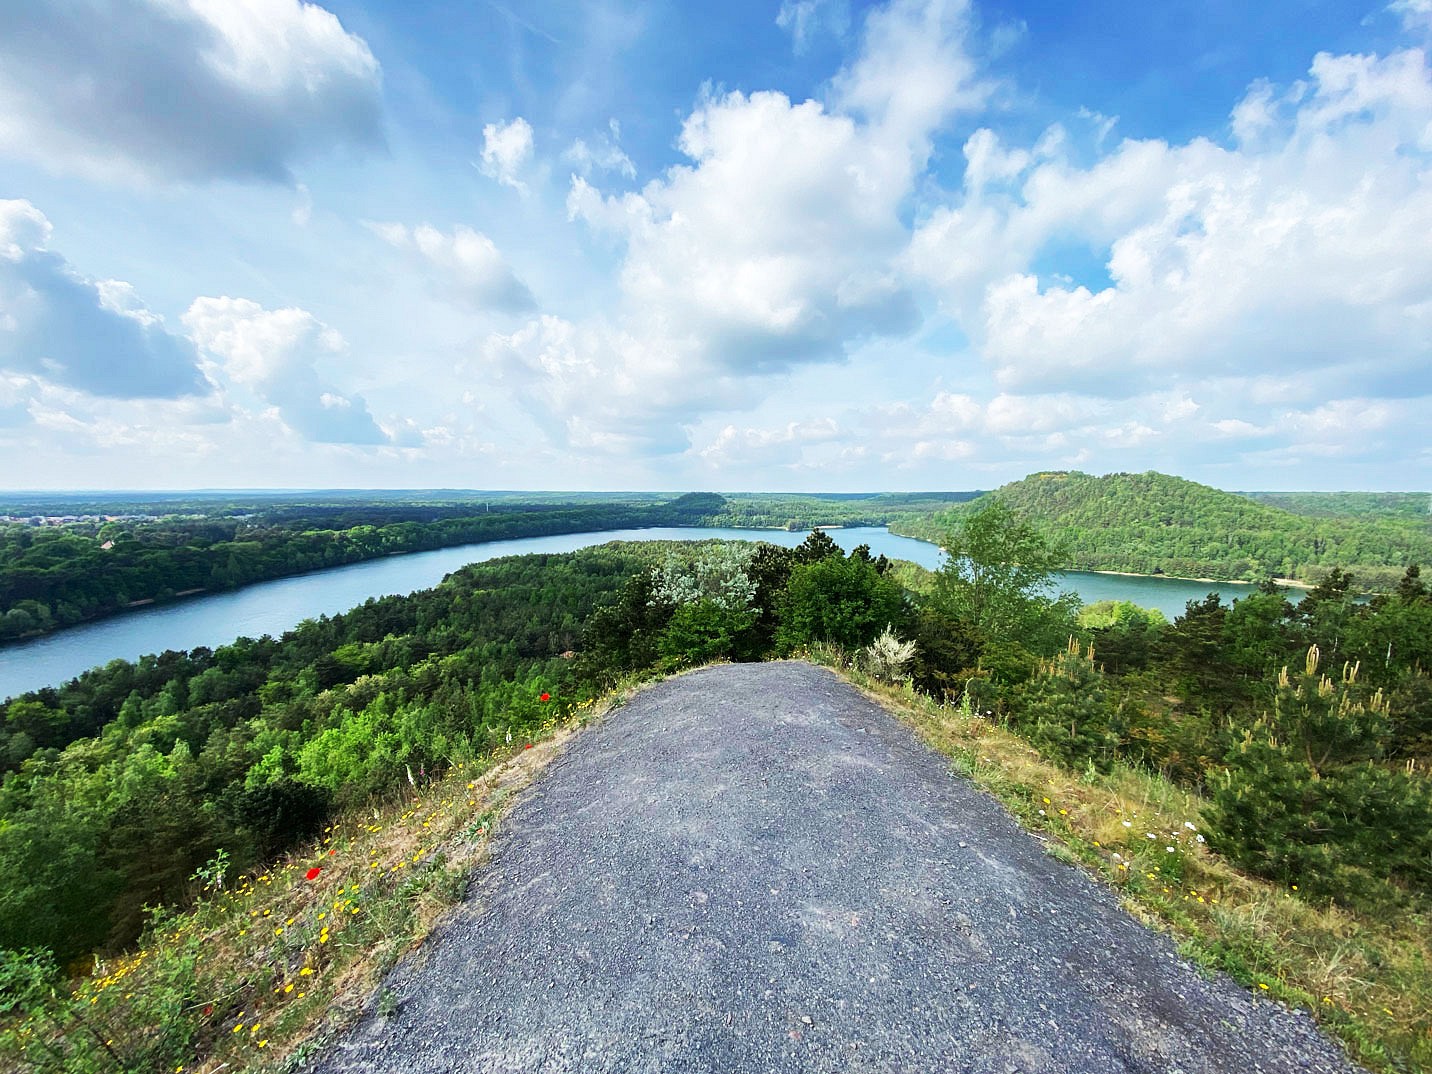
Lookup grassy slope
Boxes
[896,470,1432,589]
[14,661,1428,1074]
[820,653,1430,1074]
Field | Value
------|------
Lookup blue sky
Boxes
[1,0,1429,491]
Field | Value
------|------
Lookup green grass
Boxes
[0,694,623,1074]
[8,657,1428,1072]
[809,646,1431,1074]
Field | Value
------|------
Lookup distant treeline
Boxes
[708,491,983,532]
[0,494,726,641]
[1241,490,1431,522]
[3,515,1428,978]
[897,471,1432,590]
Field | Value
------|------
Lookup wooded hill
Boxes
[897,471,1432,589]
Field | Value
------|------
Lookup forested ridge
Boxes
[0,493,726,641]
[705,491,983,531]
[897,471,1432,589]
[2,509,1429,1072]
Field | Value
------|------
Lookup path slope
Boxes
[311,661,1363,1074]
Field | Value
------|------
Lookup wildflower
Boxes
[1258,983,1269,991]
[524,743,533,750]
[540,693,551,702]
[1146,833,1156,840]
[306,867,323,881]
[1166,847,1175,853]
[1195,834,1205,844]
[1122,821,1132,828]
[1183,821,1196,831]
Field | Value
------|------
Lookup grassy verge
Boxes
[8,657,1427,1072]
[0,690,643,1074]
[808,647,1430,1074]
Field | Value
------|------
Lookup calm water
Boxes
[0,526,1267,700]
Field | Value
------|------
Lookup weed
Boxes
[815,651,1432,1074]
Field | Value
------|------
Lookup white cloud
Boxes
[0,200,209,399]
[776,0,851,54]
[696,418,843,468]
[563,120,636,179]
[506,1,986,457]
[368,223,535,313]
[682,378,1403,480]
[480,117,535,194]
[0,0,382,185]
[907,47,1432,406]
[1389,0,1432,33]
[183,297,389,444]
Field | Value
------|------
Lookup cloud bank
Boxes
[0,0,383,184]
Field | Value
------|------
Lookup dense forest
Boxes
[0,544,659,962]
[897,471,1432,590]
[706,491,982,531]
[1242,490,1431,522]
[0,494,725,641]
[2,503,1429,1070]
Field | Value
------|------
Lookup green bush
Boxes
[1009,642,1125,771]
[1205,648,1432,911]
[776,555,906,653]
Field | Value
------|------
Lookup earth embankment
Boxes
[311,661,1364,1074]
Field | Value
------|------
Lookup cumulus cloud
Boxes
[681,376,1414,480]
[0,200,210,399]
[527,0,985,454]
[907,47,1432,401]
[696,417,843,469]
[0,0,383,185]
[480,118,535,194]
[368,222,535,313]
[183,297,389,444]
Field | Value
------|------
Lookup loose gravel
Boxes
[309,661,1367,1074]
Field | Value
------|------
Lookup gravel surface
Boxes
[309,661,1366,1074]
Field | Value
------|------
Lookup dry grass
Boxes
[818,654,1431,1074]
[8,694,632,1074]
[14,659,1428,1072]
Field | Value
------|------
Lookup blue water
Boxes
[0,526,1266,700]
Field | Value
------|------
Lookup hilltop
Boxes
[899,471,1432,588]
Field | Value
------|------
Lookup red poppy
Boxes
[524,743,533,749]
[539,693,551,702]
[305,867,322,881]
[328,849,336,856]
[203,1004,214,1017]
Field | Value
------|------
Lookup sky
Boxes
[1,0,1430,493]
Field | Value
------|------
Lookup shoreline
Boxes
[1081,568,1313,589]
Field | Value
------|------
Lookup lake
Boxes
[0,525,1269,700]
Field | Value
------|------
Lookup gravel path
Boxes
[310,661,1365,1074]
